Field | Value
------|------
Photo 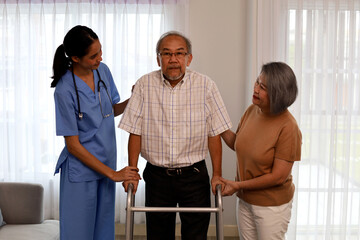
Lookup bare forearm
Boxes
[232,159,294,191]
[123,133,141,193]
[237,174,283,190]
[208,135,222,177]
[220,129,236,151]
[128,133,141,167]
[65,136,115,179]
[114,99,129,116]
[223,173,287,197]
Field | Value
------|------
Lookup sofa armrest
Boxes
[0,182,44,224]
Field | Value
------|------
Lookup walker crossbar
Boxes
[125,183,224,240]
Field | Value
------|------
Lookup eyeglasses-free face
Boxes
[156,35,193,83]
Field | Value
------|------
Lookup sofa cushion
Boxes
[0,182,43,224]
[0,209,5,227]
[0,220,59,240]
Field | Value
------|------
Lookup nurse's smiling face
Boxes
[72,39,103,71]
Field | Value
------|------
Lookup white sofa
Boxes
[0,182,59,240]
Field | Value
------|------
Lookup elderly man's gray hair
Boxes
[156,31,192,54]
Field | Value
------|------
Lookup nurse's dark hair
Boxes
[156,31,192,54]
[50,25,98,88]
[261,62,298,114]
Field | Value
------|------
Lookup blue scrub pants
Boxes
[60,161,115,240]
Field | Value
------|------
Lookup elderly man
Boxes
[119,31,232,240]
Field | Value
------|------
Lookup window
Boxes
[287,1,360,238]
[0,0,188,222]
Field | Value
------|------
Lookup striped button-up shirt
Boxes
[119,69,232,168]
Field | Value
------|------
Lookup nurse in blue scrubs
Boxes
[50,25,141,240]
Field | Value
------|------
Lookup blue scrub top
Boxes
[54,62,120,182]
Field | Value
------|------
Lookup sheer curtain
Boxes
[0,0,189,223]
[249,0,360,239]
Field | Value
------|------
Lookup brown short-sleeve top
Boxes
[235,104,302,206]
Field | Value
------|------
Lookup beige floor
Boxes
[116,237,238,240]
[115,223,239,239]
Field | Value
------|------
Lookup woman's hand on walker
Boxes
[220,177,239,196]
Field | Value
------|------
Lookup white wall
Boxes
[188,0,248,225]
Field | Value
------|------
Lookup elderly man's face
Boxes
[157,35,193,84]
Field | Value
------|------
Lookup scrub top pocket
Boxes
[98,84,113,118]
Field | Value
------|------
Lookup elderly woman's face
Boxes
[252,73,270,113]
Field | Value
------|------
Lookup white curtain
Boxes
[249,0,360,239]
[0,0,189,223]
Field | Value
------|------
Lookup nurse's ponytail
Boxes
[51,44,70,88]
[50,25,99,88]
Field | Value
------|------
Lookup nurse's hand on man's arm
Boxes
[113,85,135,117]
[113,99,129,116]
[110,166,141,182]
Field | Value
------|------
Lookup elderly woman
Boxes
[221,62,302,240]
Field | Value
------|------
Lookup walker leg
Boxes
[125,184,135,240]
[215,184,224,240]
[125,184,224,239]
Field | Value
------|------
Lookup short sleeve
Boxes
[275,121,302,162]
[207,81,232,136]
[118,80,143,135]
[54,90,79,136]
[102,64,120,104]
[236,106,251,134]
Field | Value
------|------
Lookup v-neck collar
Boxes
[71,69,99,95]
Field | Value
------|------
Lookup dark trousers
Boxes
[143,160,211,240]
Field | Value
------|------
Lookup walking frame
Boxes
[125,183,224,240]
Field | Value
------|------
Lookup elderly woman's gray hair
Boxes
[261,62,298,114]
[156,31,192,54]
